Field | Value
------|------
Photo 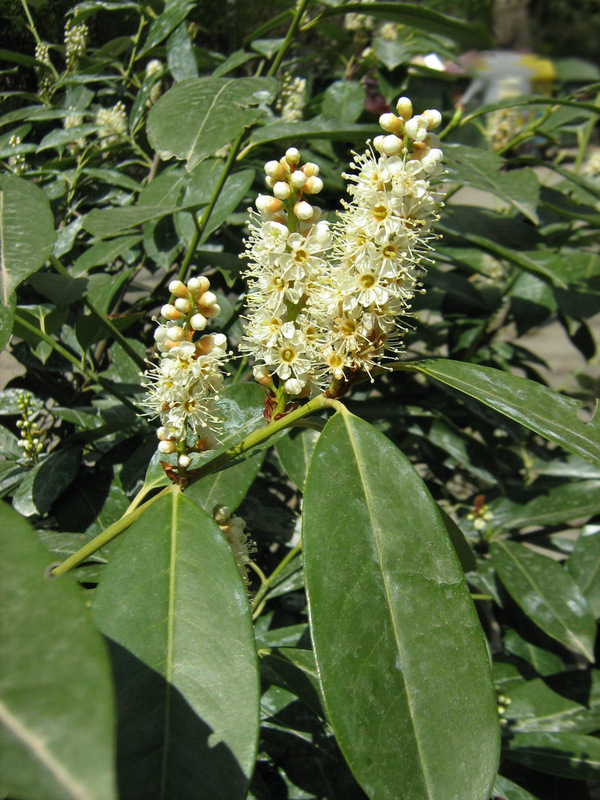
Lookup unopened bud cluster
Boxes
[7,135,28,176]
[95,102,127,147]
[15,393,45,463]
[241,97,444,398]
[496,687,511,728]
[64,16,88,69]
[142,276,228,465]
[213,505,256,589]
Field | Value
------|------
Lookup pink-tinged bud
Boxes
[161,304,180,320]
[285,147,300,165]
[294,201,313,220]
[381,134,402,155]
[174,297,191,314]
[158,440,176,454]
[256,194,283,215]
[379,113,404,135]
[187,276,210,294]
[190,313,207,331]
[396,96,413,120]
[290,171,307,188]
[304,176,324,194]
[264,159,285,179]
[302,162,320,177]
[422,108,442,130]
[168,280,188,297]
[166,325,184,342]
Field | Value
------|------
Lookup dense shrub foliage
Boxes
[1,2,600,799]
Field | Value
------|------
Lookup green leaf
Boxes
[303,411,500,800]
[185,450,265,515]
[92,489,260,800]
[322,80,366,124]
[0,292,15,351]
[166,21,199,83]
[28,272,88,306]
[445,146,540,224]
[138,0,195,58]
[275,428,320,491]
[503,629,564,677]
[567,525,600,618]
[503,731,600,780]
[437,506,477,573]
[491,480,600,530]
[247,117,379,152]
[504,677,600,734]
[83,205,183,238]
[12,448,81,517]
[412,359,600,467]
[258,648,323,719]
[491,541,596,662]
[0,502,116,800]
[73,235,143,276]
[147,77,278,172]
[493,775,538,800]
[0,174,56,306]
[37,125,99,152]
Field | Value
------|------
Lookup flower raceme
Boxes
[240,96,444,400]
[141,277,228,468]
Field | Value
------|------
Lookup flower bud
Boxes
[187,276,210,294]
[422,108,442,130]
[285,147,300,165]
[190,313,207,331]
[405,115,429,142]
[158,440,176,454]
[302,162,320,177]
[381,134,402,155]
[168,280,188,297]
[212,333,228,350]
[373,135,385,153]
[304,176,323,194]
[285,377,304,395]
[253,364,273,385]
[213,505,231,525]
[166,325,185,342]
[290,171,307,188]
[178,454,192,468]
[264,160,285,178]
[379,112,404,135]
[256,194,283,214]
[273,181,291,200]
[396,96,413,120]
[294,201,313,220]
[174,297,191,314]
[161,304,180,320]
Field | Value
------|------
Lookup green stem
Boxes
[267,0,312,77]
[51,394,342,576]
[252,540,303,620]
[50,255,146,370]
[123,13,146,82]
[50,486,171,577]
[20,0,60,82]
[14,312,141,413]
[575,91,600,173]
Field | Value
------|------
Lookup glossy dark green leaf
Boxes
[83,204,183,238]
[147,77,278,171]
[37,124,99,152]
[505,677,600,734]
[0,502,116,800]
[303,411,500,800]
[437,506,477,573]
[491,541,596,662]
[568,525,600,617]
[491,480,600,530]
[138,0,195,57]
[258,648,323,719]
[412,359,600,467]
[493,775,538,800]
[12,447,81,517]
[275,428,320,491]
[0,292,15,351]
[247,117,378,152]
[93,489,260,800]
[322,80,366,123]
[503,629,564,677]
[445,146,540,224]
[73,235,142,275]
[0,174,56,305]
[504,731,600,780]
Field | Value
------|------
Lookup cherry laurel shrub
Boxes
[1,2,600,800]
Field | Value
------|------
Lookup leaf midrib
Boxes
[0,697,94,800]
[187,80,234,166]
[342,412,432,798]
